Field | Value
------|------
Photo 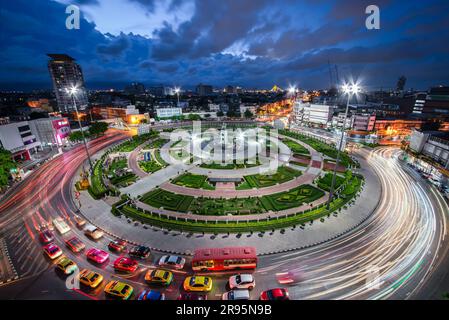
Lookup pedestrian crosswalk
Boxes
[0,238,19,285]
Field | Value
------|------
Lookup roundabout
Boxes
[82,123,364,238]
[0,124,448,301]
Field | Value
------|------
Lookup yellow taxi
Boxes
[79,269,104,289]
[104,280,133,300]
[56,257,78,275]
[183,276,213,292]
[144,269,173,286]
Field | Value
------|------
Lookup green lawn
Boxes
[139,160,162,173]
[199,159,260,170]
[140,188,194,212]
[316,172,346,191]
[189,197,266,215]
[89,159,109,199]
[282,138,310,155]
[172,173,215,190]
[154,149,168,166]
[279,129,355,167]
[115,132,159,152]
[237,166,302,190]
[146,138,169,149]
[262,184,325,211]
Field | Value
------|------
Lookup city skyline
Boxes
[1,0,449,91]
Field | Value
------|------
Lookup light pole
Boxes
[67,86,94,173]
[326,83,360,209]
[174,87,180,106]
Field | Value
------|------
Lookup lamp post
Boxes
[67,86,94,173]
[174,87,180,105]
[326,83,361,209]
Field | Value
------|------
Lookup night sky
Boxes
[1,0,449,91]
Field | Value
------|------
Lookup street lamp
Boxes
[174,87,181,105]
[66,85,94,172]
[326,83,361,209]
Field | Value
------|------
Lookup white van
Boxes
[52,217,71,235]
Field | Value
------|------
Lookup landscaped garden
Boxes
[279,129,356,168]
[199,159,261,170]
[115,131,159,152]
[236,166,302,190]
[140,188,194,212]
[282,138,310,155]
[171,173,215,190]
[261,184,325,211]
[105,158,137,187]
[189,197,266,215]
[139,160,163,173]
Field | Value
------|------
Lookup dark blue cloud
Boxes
[0,0,448,91]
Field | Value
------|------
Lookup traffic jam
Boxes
[37,215,291,300]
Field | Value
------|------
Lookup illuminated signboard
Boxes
[52,119,71,139]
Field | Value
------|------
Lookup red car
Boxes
[39,229,54,244]
[86,248,109,264]
[108,240,127,253]
[43,243,63,260]
[65,236,86,253]
[113,257,138,273]
[260,288,290,301]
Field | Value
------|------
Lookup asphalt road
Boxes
[0,129,448,300]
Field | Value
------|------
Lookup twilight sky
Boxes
[0,0,449,91]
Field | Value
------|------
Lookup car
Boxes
[86,248,109,264]
[52,217,71,234]
[260,288,290,300]
[229,274,255,290]
[222,289,250,300]
[177,293,208,300]
[108,239,127,253]
[78,269,104,289]
[113,257,139,273]
[183,276,213,292]
[276,271,304,285]
[137,290,165,301]
[73,215,86,228]
[43,243,63,260]
[39,229,54,244]
[129,245,151,259]
[65,236,85,253]
[56,257,78,275]
[144,269,173,286]
[104,280,133,300]
[84,224,104,240]
[158,255,186,270]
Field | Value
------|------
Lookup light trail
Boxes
[258,147,447,300]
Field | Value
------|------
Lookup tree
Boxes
[69,131,88,142]
[188,114,202,121]
[244,109,254,119]
[89,121,108,136]
[0,148,16,188]
[217,111,224,117]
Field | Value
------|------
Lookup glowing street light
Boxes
[326,82,362,209]
[66,85,94,173]
[174,87,181,105]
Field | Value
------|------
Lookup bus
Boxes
[192,247,257,272]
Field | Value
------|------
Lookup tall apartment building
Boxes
[196,84,213,96]
[47,54,88,112]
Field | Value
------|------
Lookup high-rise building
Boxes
[47,54,88,112]
[196,84,213,96]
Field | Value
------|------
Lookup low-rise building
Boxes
[156,107,182,119]
[0,121,41,161]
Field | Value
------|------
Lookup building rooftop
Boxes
[47,54,76,61]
